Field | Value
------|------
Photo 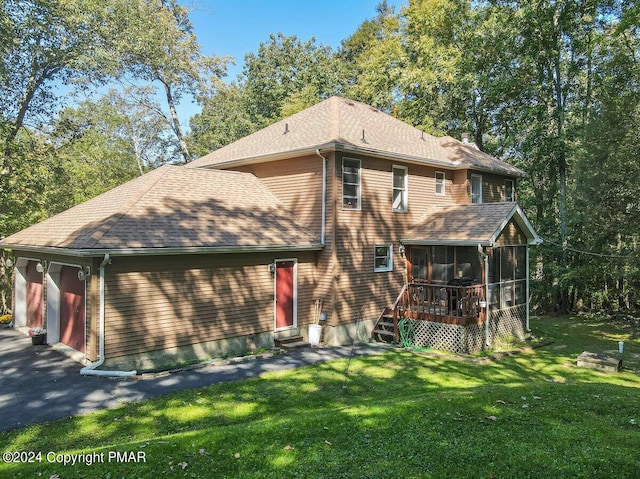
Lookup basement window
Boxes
[374,245,393,272]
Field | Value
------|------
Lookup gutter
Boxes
[80,253,137,377]
[195,141,527,178]
[315,149,327,245]
[0,243,324,258]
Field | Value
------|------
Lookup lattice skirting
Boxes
[405,304,527,354]
[488,304,527,342]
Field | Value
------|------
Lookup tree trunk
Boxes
[160,78,191,164]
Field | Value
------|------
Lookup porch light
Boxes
[268,263,276,275]
[35,262,44,273]
[5,258,13,268]
[77,270,86,281]
[398,245,406,256]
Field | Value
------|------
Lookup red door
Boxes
[26,261,43,328]
[275,261,295,329]
[59,266,86,352]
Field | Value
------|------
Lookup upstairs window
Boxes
[392,165,408,212]
[374,245,393,272]
[435,171,445,196]
[342,158,361,209]
[505,179,514,202]
[471,174,482,204]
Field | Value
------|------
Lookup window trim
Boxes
[374,244,393,272]
[342,157,361,210]
[504,179,514,202]
[435,171,446,196]
[392,165,408,212]
[471,174,483,204]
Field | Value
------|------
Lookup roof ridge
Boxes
[86,166,173,248]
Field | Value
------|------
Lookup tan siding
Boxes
[233,155,323,235]
[496,219,528,245]
[483,173,507,203]
[231,153,335,331]
[334,154,438,324]
[104,252,317,359]
[452,170,469,204]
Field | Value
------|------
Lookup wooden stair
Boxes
[274,335,309,350]
[371,307,397,343]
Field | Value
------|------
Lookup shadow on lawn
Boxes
[2,316,640,477]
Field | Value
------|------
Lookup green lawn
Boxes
[1,315,639,478]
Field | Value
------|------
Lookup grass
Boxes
[1,314,640,478]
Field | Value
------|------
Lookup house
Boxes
[0,96,540,371]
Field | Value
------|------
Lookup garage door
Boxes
[26,260,43,328]
[59,266,86,353]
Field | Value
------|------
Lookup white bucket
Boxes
[308,324,322,346]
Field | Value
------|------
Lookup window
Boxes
[435,171,445,196]
[432,246,454,283]
[410,247,428,280]
[392,165,408,212]
[471,174,482,204]
[504,179,514,202]
[342,158,361,209]
[374,245,393,272]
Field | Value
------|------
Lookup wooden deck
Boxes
[373,282,487,342]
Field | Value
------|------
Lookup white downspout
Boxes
[315,149,327,245]
[80,254,137,377]
[478,244,491,348]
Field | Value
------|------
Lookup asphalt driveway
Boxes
[0,325,386,432]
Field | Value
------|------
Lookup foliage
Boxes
[0,316,639,478]
[338,1,405,112]
[102,0,228,163]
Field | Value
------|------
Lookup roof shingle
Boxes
[1,166,319,253]
[403,203,540,246]
[188,96,526,177]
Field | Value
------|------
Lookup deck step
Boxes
[275,336,309,350]
[372,329,395,337]
[277,340,310,350]
[377,321,394,328]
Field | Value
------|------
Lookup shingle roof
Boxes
[188,96,526,177]
[402,203,541,246]
[0,166,320,254]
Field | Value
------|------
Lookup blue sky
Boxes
[177,0,407,119]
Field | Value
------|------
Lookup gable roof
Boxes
[0,166,321,256]
[188,96,526,177]
[402,203,542,247]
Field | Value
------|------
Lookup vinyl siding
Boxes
[103,252,317,359]
[333,154,460,324]
[231,155,335,328]
[495,219,528,246]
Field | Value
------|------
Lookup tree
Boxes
[243,33,343,123]
[104,0,227,164]
[338,1,405,112]
[0,0,115,221]
[188,83,260,157]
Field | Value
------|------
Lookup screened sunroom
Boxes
[373,203,541,353]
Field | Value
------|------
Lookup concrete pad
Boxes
[577,351,621,372]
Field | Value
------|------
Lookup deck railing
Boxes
[398,281,486,324]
